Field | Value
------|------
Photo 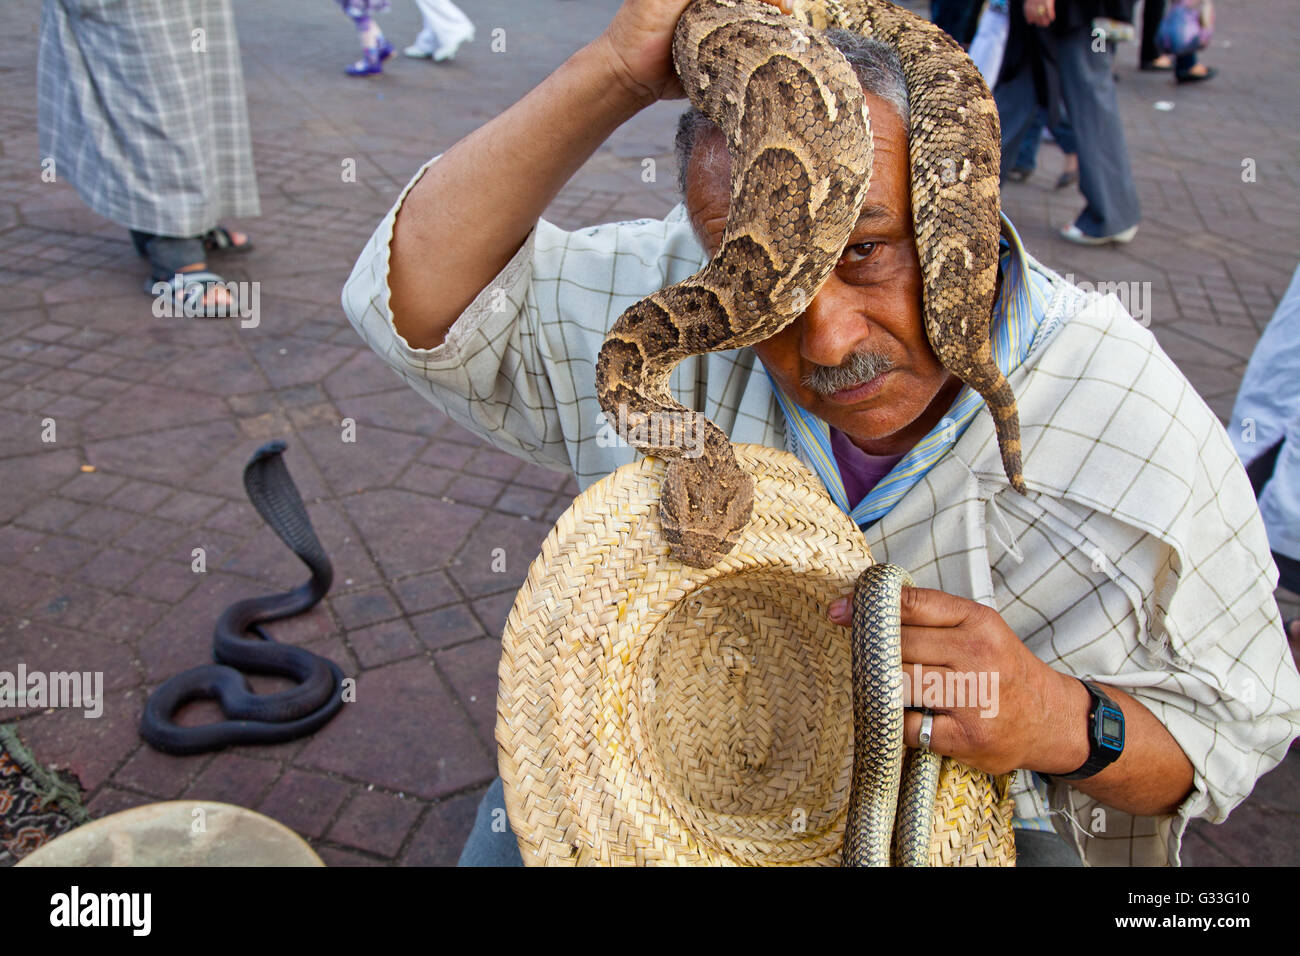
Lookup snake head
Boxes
[659,455,755,569]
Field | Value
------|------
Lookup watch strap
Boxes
[1051,680,1125,782]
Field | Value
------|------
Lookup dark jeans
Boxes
[457,776,1081,867]
[1014,107,1078,171]
[995,22,1141,237]
[930,0,982,46]
[1140,0,1167,64]
[1141,0,1202,74]
[130,230,206,279]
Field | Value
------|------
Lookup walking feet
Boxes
[134,230,247,318]
[1176,64,1217,84]
[1059,223,1139,246]
[147,269,240,319]
[433,27,473,62]
[346,38,394,76]
[1055,154,1079,191]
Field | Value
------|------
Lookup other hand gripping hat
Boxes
[496,444,1015,865]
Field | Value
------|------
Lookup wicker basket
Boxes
[497,444,1015,865]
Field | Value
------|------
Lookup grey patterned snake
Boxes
[842,563,942,866]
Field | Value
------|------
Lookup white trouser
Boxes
[411,0,474,51]
[1231,263,1300,561]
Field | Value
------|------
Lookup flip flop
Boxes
[1140,56,1174,71]
[202,226,255,254]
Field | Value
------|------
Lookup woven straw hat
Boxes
[496,444,1014,865]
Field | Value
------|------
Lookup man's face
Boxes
[685,92,962,455]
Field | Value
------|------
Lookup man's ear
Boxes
[687,216,710,254]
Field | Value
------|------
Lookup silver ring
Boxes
[918,709,934,752]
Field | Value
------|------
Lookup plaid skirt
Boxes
[37,0,261,237]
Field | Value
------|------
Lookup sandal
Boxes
[346,38,394,76]
[202,226,254,255]
[1176,65,1217,85]
[145,270,240,319]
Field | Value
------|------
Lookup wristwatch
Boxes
[1050,680,1125,781]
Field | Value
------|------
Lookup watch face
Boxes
[1099,706,1124,750]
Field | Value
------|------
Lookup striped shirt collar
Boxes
[765,214,1054,527]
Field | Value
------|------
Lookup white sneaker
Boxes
[433,29,473,62]
[404,44,434,58]
[1059,223,1138,246]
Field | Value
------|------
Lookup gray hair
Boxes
[674,30,910,194]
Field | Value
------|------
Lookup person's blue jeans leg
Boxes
[457,776,525,867]
[1174,51,1198,75]
[1013,107,1048,172]
[993,55,1042,180]
[1044,25,1140,237]
[930,0,981,45]
[1048,115,1077,157]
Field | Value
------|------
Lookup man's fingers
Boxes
[901,663,954,710]
[829,587,982,633]
[900,625,964,667]
[899,585,985,629]
[904,707,949,753]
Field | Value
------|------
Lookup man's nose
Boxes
[798,275,869,369]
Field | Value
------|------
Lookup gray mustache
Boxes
[801,350,894,395]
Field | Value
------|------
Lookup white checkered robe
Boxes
[343,158,1300,866]
[38,0,260,237]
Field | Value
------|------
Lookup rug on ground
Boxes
[0,723,90,866]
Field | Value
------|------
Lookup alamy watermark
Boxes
[151,275,261,327]
[0,664,103,718]
[1064,273,1152,327]
[900,664,1000,718]
[595,403,705,458]
[50,886,150,936]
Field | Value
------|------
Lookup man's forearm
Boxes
[388,39,652,349]
[1038,676,1195,818]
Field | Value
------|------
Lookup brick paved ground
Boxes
[1,0,1296,866]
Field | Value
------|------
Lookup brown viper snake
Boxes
[594,0,1017,864]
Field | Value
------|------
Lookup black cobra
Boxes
[140,441,345,755]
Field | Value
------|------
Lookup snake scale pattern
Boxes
[842,564,940,865]
[590,0,1018,864]
[594,0,1023,572]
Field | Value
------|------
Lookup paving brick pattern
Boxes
[0,0,1295,866]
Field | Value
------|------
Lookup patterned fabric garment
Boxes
[37,0,260,238]
[343,155,1300,865]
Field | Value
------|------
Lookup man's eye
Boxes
[840,242,880,263]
